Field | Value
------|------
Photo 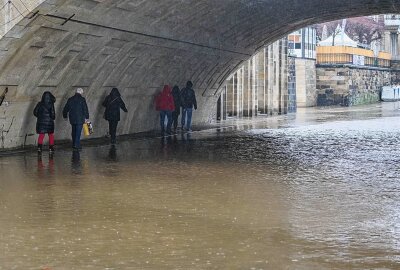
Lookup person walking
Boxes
[102,87,128,144]
[33,91,56,153]
[180,81,197,131]
[155,85,175,135]
[62,88,89,150]
[171,85,181,132]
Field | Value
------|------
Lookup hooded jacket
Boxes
[102,88,128,122]
[33,91,56,134]
[171,86,181,114]
[180,81,197,109]
[155,85,175,111]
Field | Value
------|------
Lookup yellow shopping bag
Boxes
[83,122,90,136]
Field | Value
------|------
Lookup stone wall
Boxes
[316,66,391,106]
[390,60,400,84]
[288,57,297,113]
[389,71,400,84]
[0,0,45,38]
[295,58,317,107]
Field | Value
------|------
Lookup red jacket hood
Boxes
[162,85,172,95]
[155,85,175,111]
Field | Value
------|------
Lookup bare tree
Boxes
[346,17,384,45]
[316,20,342,45]
[316,16,384,46]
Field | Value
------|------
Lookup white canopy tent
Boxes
[319,25,358,47]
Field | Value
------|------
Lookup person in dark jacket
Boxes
[180,81,197,132]
[62,88,89,150]
[102,87,128,144]
[155,85,175,135]
[171,85,181,131]
[33,91,56,153]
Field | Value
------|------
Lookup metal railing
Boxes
[317,53,391,68]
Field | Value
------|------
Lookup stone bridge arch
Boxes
[0,0,399,148]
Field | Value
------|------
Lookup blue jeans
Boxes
[181,108,193,130]
[71,124,83,148]
[160,110,172,133]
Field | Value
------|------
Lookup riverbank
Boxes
[1,101,400,156]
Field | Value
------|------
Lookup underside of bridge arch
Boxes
[0,0,399,148]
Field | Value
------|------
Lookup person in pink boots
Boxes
[33,91,56,153]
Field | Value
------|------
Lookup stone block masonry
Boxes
[316,66,391,106]
[295,58,317,108]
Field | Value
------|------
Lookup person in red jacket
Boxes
[155,85,175,135]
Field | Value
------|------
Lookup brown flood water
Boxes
[1,103,400,269]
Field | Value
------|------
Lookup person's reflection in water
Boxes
[37,155,45,177]
[35,154,56,219]
[160,136,166,147]
[48,153,55,175]
[160,134,175,157]
[108,145,117,162]
[181,132,192,142]
[104,145,121,177]
[37,154,55,178]
[181,132,193,152]
[171,135,179,151]
[166,135,173,145]
[71,150,81,174]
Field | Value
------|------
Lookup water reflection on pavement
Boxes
[0,103,400,269]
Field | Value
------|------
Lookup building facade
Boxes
[381,14,400,59]
[288,26,318,108]
[288,27,317,59]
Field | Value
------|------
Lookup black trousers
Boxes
[108,121,118,143]
[172,110,180,130]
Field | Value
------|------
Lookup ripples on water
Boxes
[0,112,400,269]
